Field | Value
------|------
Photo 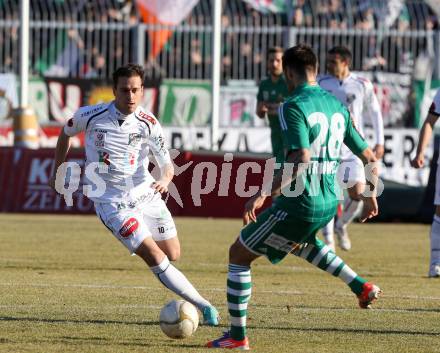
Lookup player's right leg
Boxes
[207,237,259,350]
[429,197,440,277]
[321,217,336,252]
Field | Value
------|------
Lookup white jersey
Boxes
[428,89,440,164]
[64,101,171,203]
[429,88,440,118]
[318,72,384,160]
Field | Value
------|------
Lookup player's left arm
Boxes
[344,112,380,221]
[148,118,174,194]
[364,79,384,159]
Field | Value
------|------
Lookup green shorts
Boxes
[240,205,333,264]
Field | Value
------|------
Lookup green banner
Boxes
[414,79,440,127]
[159,80,211,126]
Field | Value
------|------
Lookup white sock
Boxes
[430,215,440,266]
[322,218,335,243]
[150,256,211,310]
[336,196,363,228]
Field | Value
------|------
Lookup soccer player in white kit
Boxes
[318,46,384,251]
[412,88,440,277]
[49,64,219,323]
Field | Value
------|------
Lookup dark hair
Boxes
[268,46,284,56]
[328,46,352,65]
[282,44,317,76]
[112,64,145,87]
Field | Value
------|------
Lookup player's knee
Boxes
[229,238,253,266]
[167,247,181,261]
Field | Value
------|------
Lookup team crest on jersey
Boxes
[128,133,142,146]
[98,150,110,165]
[138,111,157,125]
[94,129,107,147]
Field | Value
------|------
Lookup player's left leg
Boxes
[143,197,219,325]
[292,238,381,307]
[335,159,366,250]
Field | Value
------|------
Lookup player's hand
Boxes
[411,154,424,169]
[257,104,269,119]
[243,194,266,225]
[373,144,384,159]
[151,180,169,194]
[359,197,378,223]
[48,175,57,192]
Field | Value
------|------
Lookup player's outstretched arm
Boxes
[49,129,72,191]
[411,113,439,169]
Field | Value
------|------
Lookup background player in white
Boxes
[318,46,384,251]
[49,64,219,324]
[411,88,440,277]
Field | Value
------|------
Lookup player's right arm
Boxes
[412,113,439,169]
[49,111,89,191]
[256,101,268,119]
[412,89,440,168]
[256,82,268,119]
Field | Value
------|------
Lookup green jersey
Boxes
[257,75,289,162]
[275,83,368,222]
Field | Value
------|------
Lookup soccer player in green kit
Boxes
[256,46,289,163]
[207,44,381,350]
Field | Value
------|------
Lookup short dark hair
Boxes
[282,44,317,76]
[268,46,284,56]
[112,64,145,87]
[328,46,352,65]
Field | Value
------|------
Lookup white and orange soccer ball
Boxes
[159,300,199,339]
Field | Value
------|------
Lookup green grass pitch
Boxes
[0,214,439,353]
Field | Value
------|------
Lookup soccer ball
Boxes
[159,300,199,339]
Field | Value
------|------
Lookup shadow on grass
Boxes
[250,325,439,336]
[0,316,156,326]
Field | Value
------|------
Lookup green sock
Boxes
[227,264,252,341]
[293,238,366,295]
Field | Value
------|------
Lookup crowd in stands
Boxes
[291,0,438,30]
[0,0,438,80]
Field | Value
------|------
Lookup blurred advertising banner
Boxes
[0,74,18,122]
[0,125,431,187]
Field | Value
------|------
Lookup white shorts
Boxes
[434,164,440,205]
[95,194,177,254]
[337,158,365,186]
